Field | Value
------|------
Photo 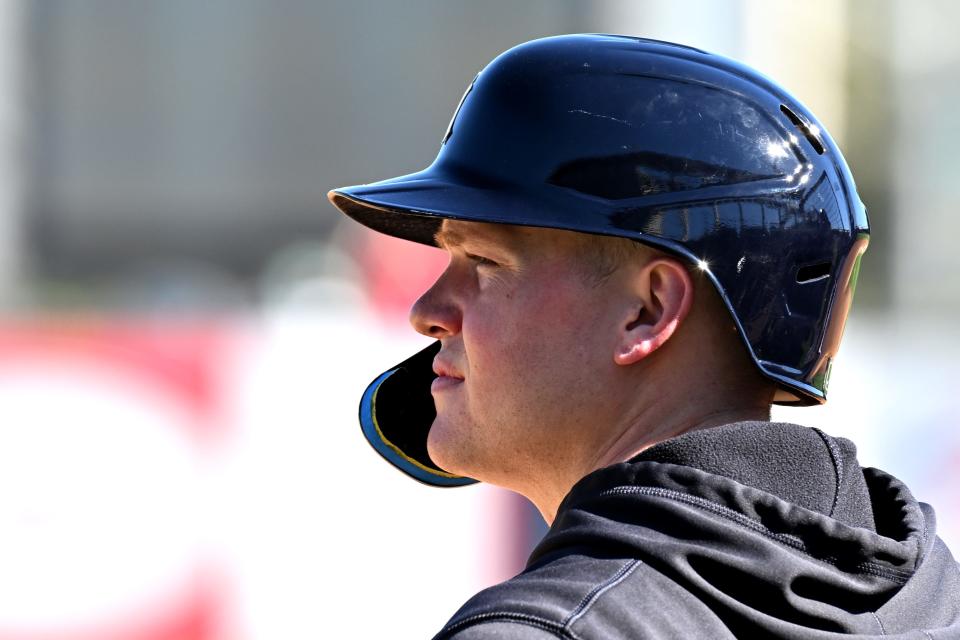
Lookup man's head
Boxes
[410,219,773,514]
[327,34,868,498]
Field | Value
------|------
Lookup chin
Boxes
[426,418,478,478]
[426,423,461,475]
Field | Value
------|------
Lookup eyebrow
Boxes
[434,226,468,249]
[434,225,514,250]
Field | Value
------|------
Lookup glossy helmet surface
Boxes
[329,34,869,487]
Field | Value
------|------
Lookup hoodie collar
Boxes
[545,421,930,574]
[631,421,877,532]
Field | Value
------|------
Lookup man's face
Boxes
[409,220,629,488]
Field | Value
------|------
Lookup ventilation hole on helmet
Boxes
[796,262,832,284]
[442,75,477,145]
[780,104,803,126]
[780,104,825,155]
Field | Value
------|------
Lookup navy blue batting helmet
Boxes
[328,34,869,487]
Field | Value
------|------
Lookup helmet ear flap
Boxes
[359,341,477,487]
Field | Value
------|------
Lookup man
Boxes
[329,35,960,638]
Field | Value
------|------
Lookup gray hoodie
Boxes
[433,422,960,639]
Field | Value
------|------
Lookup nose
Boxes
[409,271,462,339]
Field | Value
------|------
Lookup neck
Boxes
[593,404,773,472]
[529,397,772,525]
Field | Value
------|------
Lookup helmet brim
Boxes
[328,166,620,249]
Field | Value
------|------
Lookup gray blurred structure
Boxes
[890,0,960,313]
[23,1,578,289]
[15,0,958,316]
[0,0,23,304]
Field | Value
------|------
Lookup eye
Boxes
[464,252,499,268]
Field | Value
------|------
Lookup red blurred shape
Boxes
[0,570,223,640]
[0,316,238,445]
[360,229,448,322]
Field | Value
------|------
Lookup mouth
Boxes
[432,358,464,380]
[432,357,464,392]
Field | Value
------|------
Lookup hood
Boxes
[528,422,960,638]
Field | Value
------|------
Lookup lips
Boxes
[431,357,464,393]
[432,357,464,380]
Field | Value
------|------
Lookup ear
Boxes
[613,258,694,366]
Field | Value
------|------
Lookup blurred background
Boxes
[0,0,956,638]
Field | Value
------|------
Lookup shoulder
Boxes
[433,554,729,640]
[433,555,634,639]
[438,617,563,639]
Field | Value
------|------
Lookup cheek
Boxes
[464,279,593,381]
